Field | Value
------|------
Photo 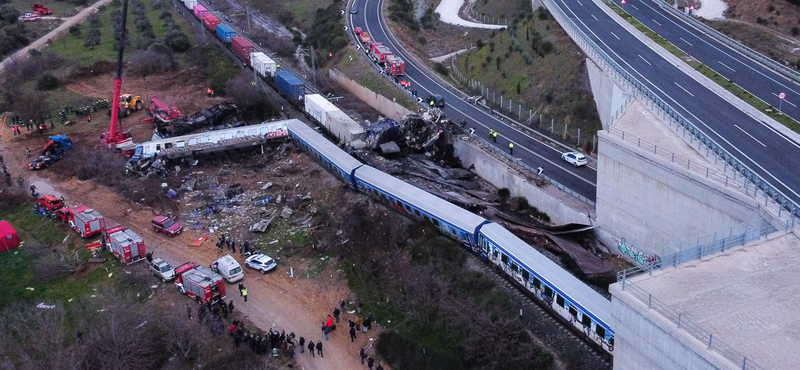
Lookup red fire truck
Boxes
[105,226,146,264]
[174,262,227,305]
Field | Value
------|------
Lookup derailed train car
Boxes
[286,119,615,355]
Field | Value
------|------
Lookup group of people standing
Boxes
[216,233,252,256]
[312,299,383,368]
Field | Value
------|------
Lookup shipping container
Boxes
[106,226,146,265]
[304,94,338,126]
[305,94,365,143]
[384,55,405,75]
[250,52,277,77]
[231,37,254,62]
[192,4,207,19]
[183,0,197,10]
[203,14,220,32]
[216,24,236,43]
[274,71,305,103]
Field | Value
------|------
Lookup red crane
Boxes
[101,0,133,150]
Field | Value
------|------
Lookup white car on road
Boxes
[561,151,588,166]
[245,253,277,274]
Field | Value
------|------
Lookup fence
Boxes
[539,0,800,222]
[449,57,597,153]
[617,280,765,370]
[614,218,776,370]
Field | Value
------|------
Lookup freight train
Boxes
[287,120,615,356]
[181,0,367,145]
[177,2,614,356]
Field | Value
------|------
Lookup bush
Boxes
[433,62,448,76]
[224,72,279,121]
[36,73,59,90]
[164,30,191,52]
[83,27,101,47]
[68,24,81,36]
[127,44,177,75]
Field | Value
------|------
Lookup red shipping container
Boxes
[193,4,208,20]
[203,14,220,32]
[231,37,254,62]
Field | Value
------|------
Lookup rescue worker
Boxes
[25,148,31,157]
[489,128,493,138]
[242,287,248,302]
[461,119,467,128]
[509,142,514,155]
[492,131,498,143]
[30,184,36,196]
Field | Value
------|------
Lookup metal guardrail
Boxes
[542,0,800,221]
[615,217,776,370]
[650,0,800,86]
[617,280,765,370]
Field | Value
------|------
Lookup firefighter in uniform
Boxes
[509,142,514,155]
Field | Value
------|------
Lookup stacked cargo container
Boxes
[183,0,197,10]
[231,37,254,62]
[216,24,236,43]
[251,52,277,77]
[274,71,305,104]
[193,4,207,19]
[203,14,220,32]
[304,94,365,143]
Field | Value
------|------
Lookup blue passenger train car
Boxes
[287,120,363,188]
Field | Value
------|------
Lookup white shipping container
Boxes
[326,110,366,142]
[183,0,198,9]
[304,94,338,127]
[250,52,277,77]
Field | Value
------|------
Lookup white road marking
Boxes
[610,32,620,40]
[652,19,661,26]
[638,54,651,65]
[631,4,638,10]
[577,0,582,5]
[734,125,766,147]
[773,93,797,107]
[718,61,735,72]
[674,82,694,97]
[679,37,692,46]
[591,14,598,21]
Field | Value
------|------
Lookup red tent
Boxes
[0,221,20,252]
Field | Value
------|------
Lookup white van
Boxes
[211,254,244,283]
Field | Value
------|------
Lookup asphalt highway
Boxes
[552,0,800,206]
[348,0,599,203]
[620,0,800,123]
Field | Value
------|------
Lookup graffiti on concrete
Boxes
[616,237,661,268]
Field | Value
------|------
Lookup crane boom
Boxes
[103,0,129,148]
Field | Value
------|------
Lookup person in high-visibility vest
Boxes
[489,128,493,138]
[492,131,498,143]
[242,287,248,302]
[509,142,514,155]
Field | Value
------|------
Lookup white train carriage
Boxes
[353,165,488,247]
[287,120,364,188]
[133,120,292,161]
[477,222,615,352]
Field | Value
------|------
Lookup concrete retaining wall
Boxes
[328,69,413,122]
[610,284,737,370]
[453,139,592,225]
[586,58,630,130]
[595,130,760,255]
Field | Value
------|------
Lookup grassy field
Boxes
[47,0,185,67]
[605,0,800,134]
[472,0,530,22]
[453,10,601,138]
[0,203,112,310]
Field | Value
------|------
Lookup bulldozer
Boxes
[120,94,143,117]
[108,94,143,118]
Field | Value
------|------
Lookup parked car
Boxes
[350,6,357,14]
[561,151,588,166]
[151,214,182,236]
[149,257,176,282]
[425,94,445,108]
[245,253,277,274]
[354,26,362,34]
[20,13,40,22]
[28,155,55,170]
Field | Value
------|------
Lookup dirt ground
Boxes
[0,83,390,370]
